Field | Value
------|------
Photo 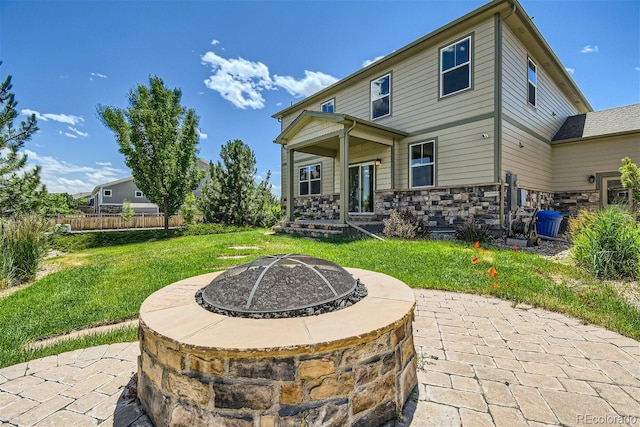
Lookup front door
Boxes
[348,163,375,213]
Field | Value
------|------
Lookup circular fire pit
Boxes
[138,256,417,426]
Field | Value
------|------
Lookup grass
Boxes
[0,229,638,368]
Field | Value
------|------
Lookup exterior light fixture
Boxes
[588,175,595,184]
[375,159,382,166]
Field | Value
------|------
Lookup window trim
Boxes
[103,189,112,197]
[370,72,391,120]
[321,98,335,113]
[439,35,473,98]
[298,163,322,196]
[527,57,537,107]
[409,140,436,188]
[134,190,143,198]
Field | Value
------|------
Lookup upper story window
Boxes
[135,190,143,198]
[410,141,435,188]
[299,164,321,196]
[528,58,537,107]
[371,73,391,120]
[321,99,335,113]
[440,36,472,97]
[103,189,112,197]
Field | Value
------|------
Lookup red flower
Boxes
[472,257,479,264]
[473,241,480,248]
[513,244,518,251]
[488,267,498,277]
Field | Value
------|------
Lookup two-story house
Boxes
[273,0,639,236]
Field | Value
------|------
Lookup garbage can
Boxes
[536,210,563,238]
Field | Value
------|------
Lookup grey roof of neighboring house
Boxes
[552,104,640,142]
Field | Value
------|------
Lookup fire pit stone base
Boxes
[138,268,417,427]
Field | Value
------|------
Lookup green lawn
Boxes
[1,229,638,368]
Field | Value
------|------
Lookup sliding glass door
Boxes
[348,163,375,213]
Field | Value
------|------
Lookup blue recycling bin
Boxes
[536,210,563,238]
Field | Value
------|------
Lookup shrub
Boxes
[0,215,49,286]
[383,209,430,239]
[570,206,640,279]
[455,220,493,243]
[180,193,200,225]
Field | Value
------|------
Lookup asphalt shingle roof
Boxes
[552,104,640,141]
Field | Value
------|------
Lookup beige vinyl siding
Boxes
[395,118,495,188]
[280,20,495,135]
[502,25,579,140]
[552,135,640,192]
[502,121,553,191]
[288,120,342,146]
[334,143,392,193]
[282,152,334,197]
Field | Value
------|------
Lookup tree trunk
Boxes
[164,202,169,230]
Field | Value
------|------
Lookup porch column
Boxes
[339,133,349,224]
[286,147,295,221]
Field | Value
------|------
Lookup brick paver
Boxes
[0,291,638,426]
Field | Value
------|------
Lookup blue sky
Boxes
[1,0,638,197]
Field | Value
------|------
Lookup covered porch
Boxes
[274,111,407,224]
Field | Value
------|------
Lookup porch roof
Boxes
[274,111,408,153]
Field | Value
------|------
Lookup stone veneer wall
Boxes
[138,311,417,427]
[285,194,340,220]
[376,185,503,231]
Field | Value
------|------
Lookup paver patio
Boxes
[1,289,638,426]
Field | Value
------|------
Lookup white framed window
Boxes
[135,190,143,198]
[321,99,335,113]
[370,73,391,120]
[440,36,472,97]
[299,164,321,196]
[410,141,435,188]
[527,57,537,107]
[103,189,112,197]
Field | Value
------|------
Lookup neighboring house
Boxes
[273,0,639,233]
[91,176,159,214]
[90,159,210,215]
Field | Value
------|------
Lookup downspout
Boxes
[495,3,516,231]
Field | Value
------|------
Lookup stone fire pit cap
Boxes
[198,254,362,315]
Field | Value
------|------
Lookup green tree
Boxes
[199,139,278,227]
[180,192,200,225]
[120,199,134,222]
[97,76,204,229]
[39,193,78,217]
[0,64,46,216]
[619,157,640,210]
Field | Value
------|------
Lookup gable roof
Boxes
[552,104,640,142]
[272,0,591,120]
[275,111,408,145]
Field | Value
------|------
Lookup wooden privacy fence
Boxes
[51,214,188,231]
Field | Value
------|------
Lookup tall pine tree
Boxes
[199,139,278,227]
[98,76,203,229]
[0,63,45,216]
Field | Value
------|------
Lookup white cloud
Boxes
[273,71,338,98]
[24,149,127,193]
[64,133,78,139]
[67,126,88,138]
[96,161,112,166]
[201,51,337,109]
[211,39,220,45]
[580,45,599,54]
[196,129,208,140]
[362,55,385,67]
[90,72,108,80]
[565,67,575,75]
[21,109,84,126]
[635,67,640,72]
